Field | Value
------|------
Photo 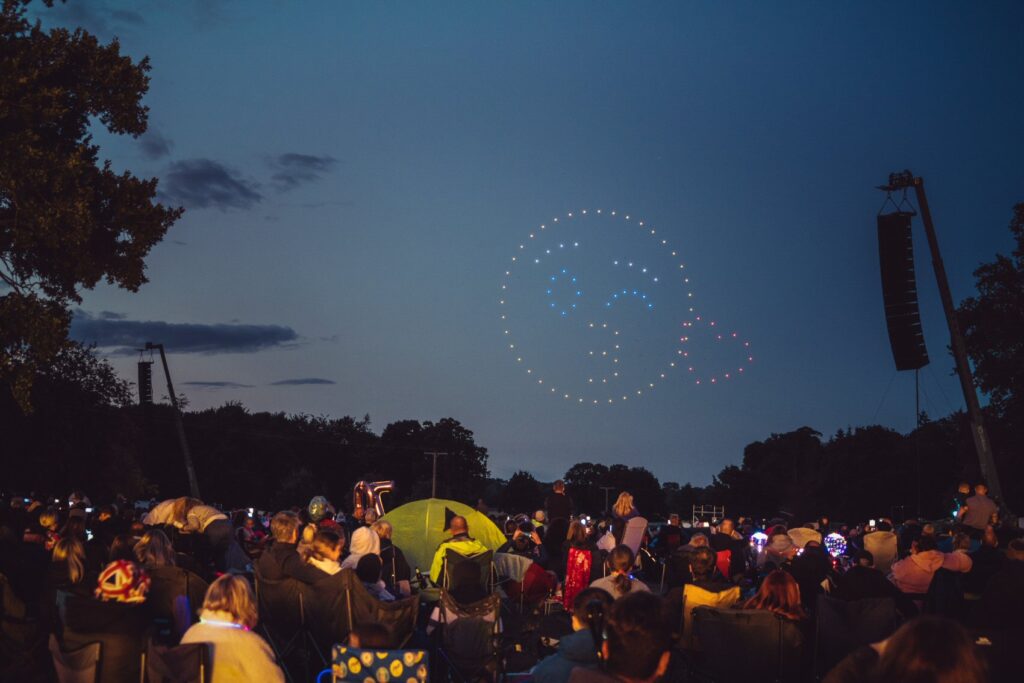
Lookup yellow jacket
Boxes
[429,535,490,584]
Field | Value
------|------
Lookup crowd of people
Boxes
[0,479,1021,682]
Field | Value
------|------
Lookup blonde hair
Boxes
[135,529,176,567]
[52,537,86,584]
[613,492,634,518]
[202,575,257,629]
[39,508,59,531]
[170,497,198,526]
[371,520,392,539]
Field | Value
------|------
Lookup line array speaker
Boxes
[877,212,929,371]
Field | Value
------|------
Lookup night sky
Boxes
[46,1,1024,484]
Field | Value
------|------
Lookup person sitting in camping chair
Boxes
[429,515,489,585]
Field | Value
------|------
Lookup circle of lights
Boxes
[500,208,754,405]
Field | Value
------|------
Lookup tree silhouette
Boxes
[0,0,182,410]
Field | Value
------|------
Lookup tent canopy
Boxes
[382,498,506,576]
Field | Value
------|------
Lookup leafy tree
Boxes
[563,462,610,514]
[501,470,543,514]
[958,203,1024,417]
[0,0,182,410]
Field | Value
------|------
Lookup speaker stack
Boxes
[877,212,929,371]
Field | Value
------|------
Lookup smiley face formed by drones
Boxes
[500,209,753,405]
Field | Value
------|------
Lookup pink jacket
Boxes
[941,549,973,573]
[890,550,944,594]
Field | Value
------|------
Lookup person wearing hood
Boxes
[532,587,614,683]
[341,526,381,570]
[890,535,944,595]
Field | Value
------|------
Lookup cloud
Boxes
[269,153,337,192]
[139,128,174,160]
[70,311,299,355]
[161,159,262,210]
[270,378,336,386]
[97,310,126,320]
[42,1,145,37]
[183,381,254,389]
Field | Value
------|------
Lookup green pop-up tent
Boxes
[382,498,506,576]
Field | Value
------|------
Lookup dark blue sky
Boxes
[48,1,1024,484]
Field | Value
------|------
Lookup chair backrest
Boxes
[437,591,501,674]
[49,633,101,683]
[925,568,966,619]
[443,549,495,593]
[680,584,741,650]
[331,645,428,682]
[693,607,803,682]
[253,568,309,636]
[145,566,208,643]
[59,594,147,683]
[863,531,898,575]
[143,640,211,683]
[343,570,420,649]
[814,594,900,676]
[621,517,648,555]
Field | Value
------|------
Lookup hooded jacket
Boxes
[890,550,944,594]
[532,630,601,683]
[941,549,973,573]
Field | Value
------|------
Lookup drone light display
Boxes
[501,209,754,405]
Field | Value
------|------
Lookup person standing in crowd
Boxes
[545,480,573,572]
[180,575,285,683]
[255,511,322,584]
[611,492,638,523]
[959,482,998,536]
[710,518,746,581]
[429,515,489,584]
[568,591,672,683]
[589,545,649,598]
[952,481,971,519]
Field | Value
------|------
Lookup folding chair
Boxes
[253,570,324,683]
[140,640,211,682]
[442,549,496,594]
[621,517,648,554]
[342,569,420,649]
[434,591,502,682]
[331,645,428,682]
[49,633,101,683]
[691,607,803,682]
[58,593,149,683]
[813,594,900,679]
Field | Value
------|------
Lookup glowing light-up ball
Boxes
[825,532,847,558]
[501,208,754,405]
[750,531,769,549]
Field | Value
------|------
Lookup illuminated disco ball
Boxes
[824,532,847,558]
[500,209,754,405]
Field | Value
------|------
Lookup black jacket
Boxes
[255,540,322,584]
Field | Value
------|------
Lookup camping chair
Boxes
[679,583,741,650]
[691,607,803,683]
[253,570,324,683]
[925,568,966,619]
[621,517,648,556]
[813,594,900,679]
[144,566,208,644]
[434,590,502,682]
[58,592,149,683]
[493,552,533,613]
[2,571,47,679]
[342,569,420,649]
[140,640,211,683]
[331,645,428,683]
[49,633,101,683]
[442,549,497,594]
